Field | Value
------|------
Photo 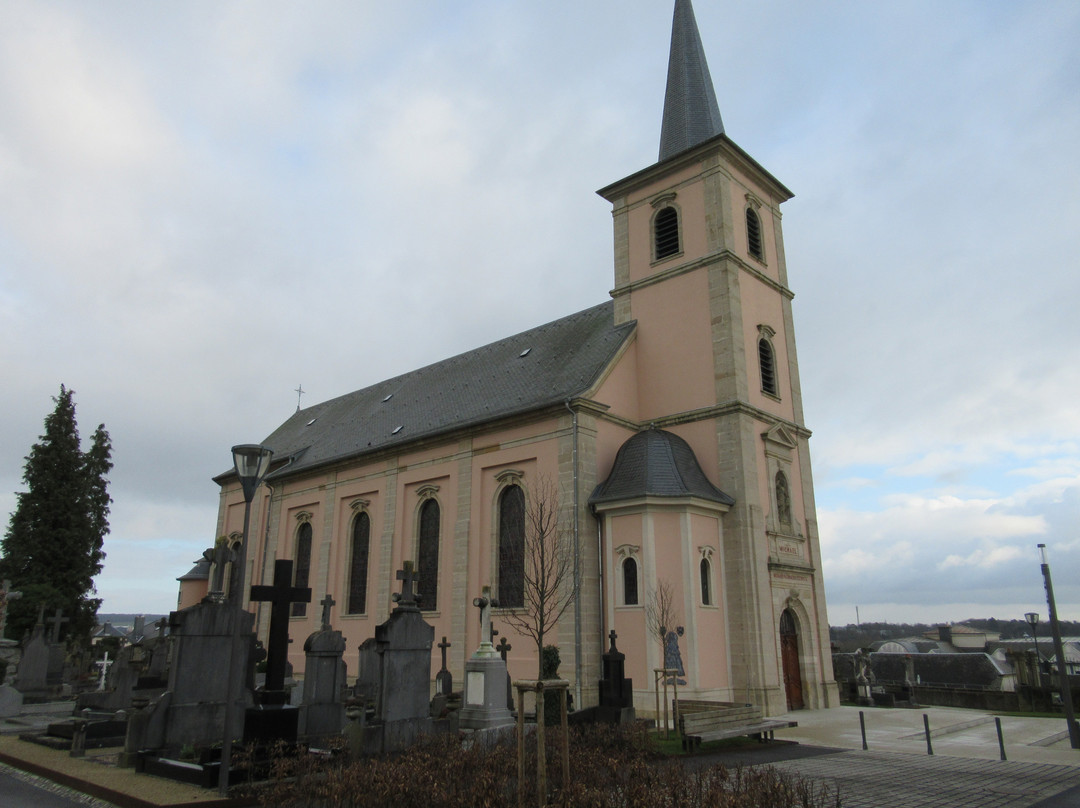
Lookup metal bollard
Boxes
[923,713,933,756]
[859,710,868,750]
[995,717,1007,761]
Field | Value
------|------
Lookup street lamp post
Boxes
[1025,611,1040,687]
[218,444,273,796]
[1038,543,1080,750]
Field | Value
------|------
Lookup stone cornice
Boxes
[609,249,794,301]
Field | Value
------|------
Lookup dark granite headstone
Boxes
[597,630,635,723]
[435,636,453,697]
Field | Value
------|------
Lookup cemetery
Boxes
[0,559,817,807]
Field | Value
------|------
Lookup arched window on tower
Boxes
[654,206,680,260]
[498,484,525,608]
[622,557,639,606]
[758,336,778,397]
[417,499,440,612]
[292,522,312,617]
[700,557,713,606]
[775,472,792,527]
[347,511,370,615]
[746,206,764,261]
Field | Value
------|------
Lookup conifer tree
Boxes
[0,386,112,643]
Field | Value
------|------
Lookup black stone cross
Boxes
[392,561,419,611]
[435,635,453,696]
[250,559,311,693]
[496,636,511,663]
[320,594,335,631]
[47,608,69,644]
[608,629,619,652]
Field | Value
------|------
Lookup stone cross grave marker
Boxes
[496,636,511,662]
[203,540,235,603]
[47,608,69,645]
[96,652,113,691]
[0,579,22,640]
[250,559,311,693]
[391,561,419,611]
[154,617,168,641]
[472,586,496,654]
[320,594,335,632]
[436,636,452,696]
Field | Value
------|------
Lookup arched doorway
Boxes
[780,609,804,710]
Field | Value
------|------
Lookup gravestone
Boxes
[45,608,69,689]
[597,630,635,723]
[158,599,255,752]
[145,618,170,683]
[496,636,514,712]
[435,636,453,696]
[245,558,310,743]
[352,562,436,754]
[300,594,347,740]
[0,579,23,640]
[14,610,50,701]
[458,586,514,731]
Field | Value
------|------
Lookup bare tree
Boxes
[499,477,579,678]
[644,578,679,663]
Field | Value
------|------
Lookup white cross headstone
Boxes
[472,585,498,657]
[95,652,113,691]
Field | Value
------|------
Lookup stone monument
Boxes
[458,586,514,731]
[596,630,635,723]
[299,594,347,741]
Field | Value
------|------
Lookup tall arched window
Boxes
[347,512,370,615]
[700,557,712,606]
[758,337,778,397]
[417,499,440,612]
[654,206,680,260]
[622,557,639,606]
[498,484,525,608]
[775,472,792,527]
[746,206,764,261]
[292,522,312,617]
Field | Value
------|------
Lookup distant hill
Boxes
[830,617,1080,652]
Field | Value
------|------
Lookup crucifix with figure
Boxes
[472,585,497,654]
[250,559,311,697]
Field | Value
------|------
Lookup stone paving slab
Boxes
[769,749,1080,808]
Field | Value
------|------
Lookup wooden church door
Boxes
[780,609,804,710]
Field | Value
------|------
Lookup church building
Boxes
[185,0,837,715]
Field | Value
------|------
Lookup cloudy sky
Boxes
[1,1,1078,627]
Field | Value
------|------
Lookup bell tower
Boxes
[596,0,836,712]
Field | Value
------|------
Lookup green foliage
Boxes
[248,724,841,807]
[0,386,113,644]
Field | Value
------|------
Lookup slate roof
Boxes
[233,302,635,481]
[589,428,735,507]
[658,0,725,162]
[177,556,211,582]
[871,652,1012,689]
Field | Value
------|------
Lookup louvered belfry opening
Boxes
[759,338,777,396]
[654,206,680,259]
[746,207,763,260]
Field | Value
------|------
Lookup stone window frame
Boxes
[291,511,314,618]
[650,192,683,264]
[345,498,372,616]
[615,544,642,608]
[762,424,803,539]
[413,485,442,614]
[745,193,766,264]
[757,324,780,400]
[492,469,526,611]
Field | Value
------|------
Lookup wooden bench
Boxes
[676,700,797,751]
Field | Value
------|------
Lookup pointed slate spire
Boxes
[658,0,724,162]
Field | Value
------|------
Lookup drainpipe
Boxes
[565,400,582,710]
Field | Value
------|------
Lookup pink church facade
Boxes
[186,0,837,716]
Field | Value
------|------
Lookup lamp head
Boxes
[1025,611,1039,629]
[231,444,273,502]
